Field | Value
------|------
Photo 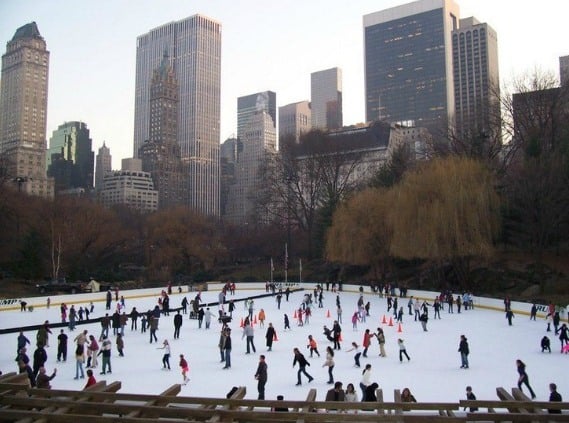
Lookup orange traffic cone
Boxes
[382,315,387,324]
[273,331,279,341]
[397,323,403,333]
[293,309,297,319]
[339,333,343,342]
[388,317,393,326]
[240,317,244,328]
[326,309,331,318]
[253,315,257,325]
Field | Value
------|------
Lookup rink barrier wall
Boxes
[1,281,567,321]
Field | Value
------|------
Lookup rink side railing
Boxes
[1,281,567,320]
[1,372,568,422]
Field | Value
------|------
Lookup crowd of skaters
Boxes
[7,281,566,413]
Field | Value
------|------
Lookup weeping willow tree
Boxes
[389,156,501,288]
[326,188,393,281]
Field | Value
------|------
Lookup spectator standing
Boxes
[265,323,276,351]
[458,335,469,369]
[55,330,67,362]
[464,386,478,412]
[222,328,232,369]
[87,335,99,369]
[254,354,268,400]
[173,310,183,339]
[242,322,256,354]
[98,335,112,375]
[548,383,562,414]
[325,381,345,402]
[359,364,372,401]
[32,344,47,379]
[116,334,124,357]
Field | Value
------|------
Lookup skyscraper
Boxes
[95,142,112,192]
[47,121,95,192]
[310,68,343,130]
[226,91,278,224]
[0,22,53,197]
[139,53,188,209]
[225,111,277,224]
[134,15,221,216]
[452,17,500,138]
[237,91,276,139]
[363,0,460,127]
[279,101,312,144]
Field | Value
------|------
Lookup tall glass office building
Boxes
[134,15,221,216]
[363,0,459,127]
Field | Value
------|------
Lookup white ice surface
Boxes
[1,286,567,403]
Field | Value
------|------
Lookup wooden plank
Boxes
[207,386,246,422]
[496,387,529,414]
[376,388,385,415]
[394,389,403,415]
[511,388,546,414]
[296,388,317,423]
[126,384,181,418]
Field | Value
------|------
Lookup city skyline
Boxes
[1,0,567,169]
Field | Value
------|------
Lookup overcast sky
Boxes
[1,0,567,168]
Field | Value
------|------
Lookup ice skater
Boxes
[179,354,189,384]
[516,359,536,399]
[398,338,410,362]
[158,340,171,370]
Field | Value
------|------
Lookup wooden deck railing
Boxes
[0,373,567,422]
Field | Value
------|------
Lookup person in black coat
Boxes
[458,335,469,369]
[548,383,562,414]
[265,323,276,351]
[198,308,205,329]
[516,359,536,399]
[32,344,47,378]
[173,310,183,339]
[541,336,551,353]
[364,382,379,402]
[111,311,120,335]
[332,321,342,350]
[105,290,112,310]
[222,328,232,369]
[292,347,313,385]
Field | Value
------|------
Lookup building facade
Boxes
[0,22,53,197]
[310,68,342,130]
[363,0,459,128]
[225,111,277,224]
[140,53,188,209]
[95,142,112,191]
[278,101,311,144]
[219,137,239,217]
[452,17,500,138]
[47,121,94,193]
[98,158,158,213]
[134,15,221,216]
[237,91,276,140]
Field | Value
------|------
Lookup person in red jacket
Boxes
[84,369,96,389]
[179,354,189,385]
